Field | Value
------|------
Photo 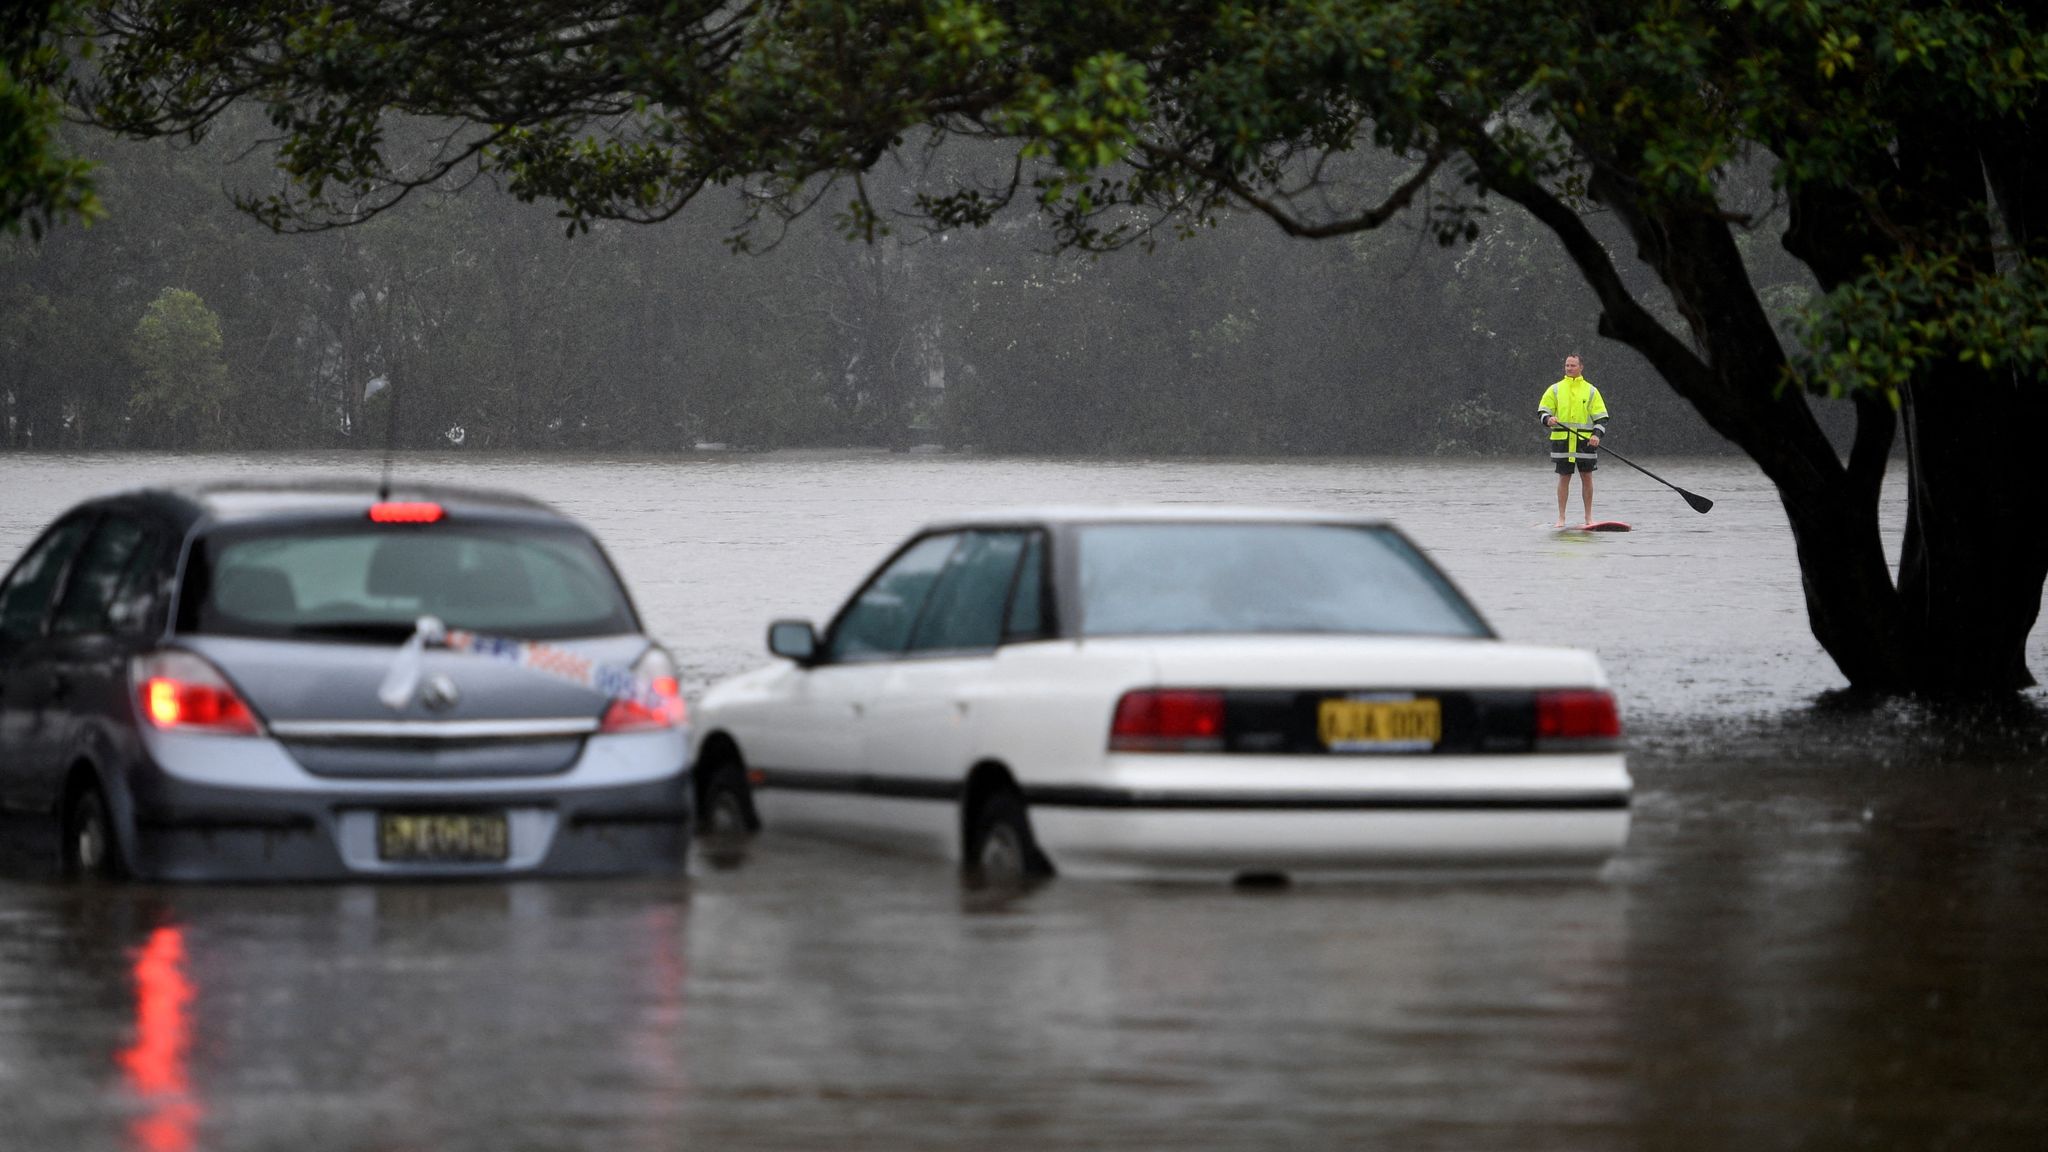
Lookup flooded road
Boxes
[2,451,2045,1150]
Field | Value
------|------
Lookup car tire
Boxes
[63,783,121,881]
[700,762,757,832]
[696,753,758,838]
[966,789,1051,886]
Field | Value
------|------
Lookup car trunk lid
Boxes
[1085,634,1606,688]
[176,634,649,778]
[1090,635,1612,755]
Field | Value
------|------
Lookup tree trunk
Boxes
[1879,114,2048,692]
[1771,458,1914,692]
[1738,389,1908,692]
[1897,362,2048,691]
[1704,362,1912,691]
[1588,186,1917,690]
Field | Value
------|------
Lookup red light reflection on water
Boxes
[117,926,202,1152]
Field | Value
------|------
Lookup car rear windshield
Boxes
[1075,522,1490,638]
[178,523,638,642]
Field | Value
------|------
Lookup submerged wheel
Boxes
[965,789,1051,886]
[695,752,758,839]
[63,783,120,880]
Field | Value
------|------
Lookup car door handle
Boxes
[850,702,865,717]
[49,675,72,702]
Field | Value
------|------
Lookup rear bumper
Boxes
[125,775,690,881]
[1024,751,1632,879]
[1030,806,1630,880]
[121,729,690,881]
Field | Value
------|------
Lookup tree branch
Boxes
[1466,134,1717,400]
[1135,138,1446,240]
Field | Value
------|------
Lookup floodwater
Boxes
[1,451,2045,1150]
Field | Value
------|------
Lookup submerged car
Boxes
[693,508,1630,882]
[0,481,690,881]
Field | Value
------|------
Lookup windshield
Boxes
[1075,522,1490,639]
[179,523,638,641]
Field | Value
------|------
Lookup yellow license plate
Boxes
[1318,696,1441,752]
[378,812,510,863]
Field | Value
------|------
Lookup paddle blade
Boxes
[1681,490,1714,514]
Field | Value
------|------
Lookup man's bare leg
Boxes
[1555,474,1570,527]
[1580,470,1595,526]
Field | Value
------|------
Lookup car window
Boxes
[827,533,960,661]
[1005,532,1048,639]
[105,530,172,638]
[180,524,638,641]
[1075,523,1490,638]
[0,516,95,643]
[52,516,147,635]
[907,531,1029,653]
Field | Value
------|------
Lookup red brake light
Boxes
[601,650,687,732]
[132,652,261,736]
[369,501,443,524]
[1535,689,1622,746]
[1110,690,1226,752]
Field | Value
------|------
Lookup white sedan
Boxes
[692,509,1630,882]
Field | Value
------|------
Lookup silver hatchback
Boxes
[0,481,691,881]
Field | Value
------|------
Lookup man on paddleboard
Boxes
[1538,354,1610,528]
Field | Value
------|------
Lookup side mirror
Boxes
[767,619,820,665]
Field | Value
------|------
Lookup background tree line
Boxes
[3,114,1824,457]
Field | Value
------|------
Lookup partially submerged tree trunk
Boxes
[1492,119,2044,694]
[1900,361,2048,691]
[1646,234,2046,693]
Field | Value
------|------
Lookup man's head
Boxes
[1564,355,1583,378]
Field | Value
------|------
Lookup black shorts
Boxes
[1554,455,1598,475]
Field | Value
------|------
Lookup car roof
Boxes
[81,478,568,532]
[919,505,1395,532]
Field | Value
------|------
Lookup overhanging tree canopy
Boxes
[69,0,2048,692]
[3,2,98,236]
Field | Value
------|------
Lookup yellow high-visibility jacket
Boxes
[1537,377,1610,462]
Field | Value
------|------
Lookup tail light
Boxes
[601,648,688,732]
[1109,689,1226,752]
[1535,689,1623,749]
[131,651,262,736]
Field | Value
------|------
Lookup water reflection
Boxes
[0,740,2042,1152]
[118,925,200,1152]
[679,842,1635,1148]
[0,882,697,1152]
[1617,702,2048,1149]
[625,902,690,1148]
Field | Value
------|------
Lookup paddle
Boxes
[1548,425,1714,514]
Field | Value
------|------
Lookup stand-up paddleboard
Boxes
[1557,520,1632,533]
